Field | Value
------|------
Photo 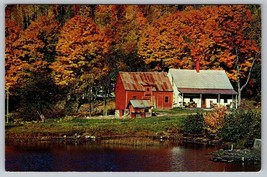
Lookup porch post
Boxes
[200,94,202,108]
[182,93,184,108]
[218,94,220,105]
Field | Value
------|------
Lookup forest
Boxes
[5,5,261,120]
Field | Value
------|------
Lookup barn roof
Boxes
[168,69,237,94]
[119,72,173,92]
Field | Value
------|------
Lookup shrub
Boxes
[220,110,261,142]
[204,106,227,137]
[182,112,204,134]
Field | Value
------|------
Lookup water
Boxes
[5,143,260,172]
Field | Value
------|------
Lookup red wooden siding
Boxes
[115,72,173,117]
[115,74,126,111]
[153,92,173,109]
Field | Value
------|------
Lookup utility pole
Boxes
[6,86,9,123]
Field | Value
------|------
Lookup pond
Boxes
[5,142,260,172]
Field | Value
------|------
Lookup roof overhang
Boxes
[178,88,238,95]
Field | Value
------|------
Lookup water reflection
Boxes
[5,143,260,172]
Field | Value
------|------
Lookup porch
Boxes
[177,89,238,109]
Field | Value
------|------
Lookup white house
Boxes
[167,68,237,109]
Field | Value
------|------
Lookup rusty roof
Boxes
[129,100,152,108]
[119,72,173,92]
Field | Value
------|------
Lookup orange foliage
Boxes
[138,5,260,81]
[204,106,228,135]
[5,16,60,94]
[5,5,261,96]
[50,15,112,92]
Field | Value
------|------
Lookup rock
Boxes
[210,149,261,164]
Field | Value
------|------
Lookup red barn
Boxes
[115,72,173,118]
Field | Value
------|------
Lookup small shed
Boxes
[168,69,237,109]
[128,100,152,118]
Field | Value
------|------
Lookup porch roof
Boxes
[178,88,237,95]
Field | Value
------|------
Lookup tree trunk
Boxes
[103,90,107,116]
[237,77,241,107]
[236,52,258,106]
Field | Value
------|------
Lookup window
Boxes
[165,96,169,103]
[145,86,151,96]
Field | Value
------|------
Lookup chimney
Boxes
[196,60,200,73]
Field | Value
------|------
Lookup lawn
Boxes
[5,113,187,138]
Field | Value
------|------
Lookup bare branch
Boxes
[240,52,260,91]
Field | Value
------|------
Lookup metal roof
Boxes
[129,100,152,108]
[178,88,237,95]
[119,72,173,92]
[168,69,235,90]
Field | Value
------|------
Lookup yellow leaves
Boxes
[50,15,112,90]
[204,106,227,134]
[227,70,238,81]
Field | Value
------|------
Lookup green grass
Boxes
[5,115,186,137]
[154,107,207,115]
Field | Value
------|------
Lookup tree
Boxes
[5,18,21,93]
[18,72,59,120]
[50,15,112,112]
[5,16,60,95]
[214,5,260,106]
[138,5,260,106]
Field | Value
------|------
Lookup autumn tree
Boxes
[5,16,60,95]
[213,5,260,106]
[5,18,21,93]
[94,5,148,71]
[138,5,260,106]
[5,15,60,119]
[50,15,112,112]
[138,5,228,71]
[138,13,180,71]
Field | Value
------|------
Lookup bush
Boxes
[182,112,204,134]
[220,110,261,142]
[204,106,227,137]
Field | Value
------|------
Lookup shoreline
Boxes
[5,131,223,147]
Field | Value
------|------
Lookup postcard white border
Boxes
[0,1,266,177]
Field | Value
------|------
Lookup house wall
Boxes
[167,72,180,107]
